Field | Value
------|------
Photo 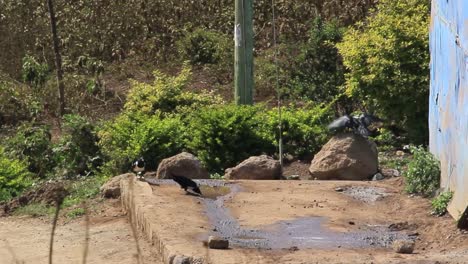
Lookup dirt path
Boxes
[0,201,162,264]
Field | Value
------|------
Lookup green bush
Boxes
[0,147,32,201]
[337,0,430,144]
[291,17,345,102]
[404,146,440,197]
[21,55,49,88]
[0,74,41,126]
[53,114,101,178]
[6,123,55,178]
[177,28,232,66]
[186,104,275,173]
[124,64,223,116]
[99,113,186,174]
[263,104,333,159]
[431,191,453,216]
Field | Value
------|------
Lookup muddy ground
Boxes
[1,176,468,264]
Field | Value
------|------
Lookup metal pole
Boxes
[234,0,254,105]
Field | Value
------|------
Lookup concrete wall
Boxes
[429,0,468,225]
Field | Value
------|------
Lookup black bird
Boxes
[328,114,383,138]
[132,157,146,179]
[172,175,202,196]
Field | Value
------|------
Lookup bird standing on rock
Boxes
[132,157,146,180]
[328,114,383,138]
[172,175,202,196]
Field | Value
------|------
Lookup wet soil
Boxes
[147,178,411,250]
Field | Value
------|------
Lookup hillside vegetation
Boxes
[0,0,432,203]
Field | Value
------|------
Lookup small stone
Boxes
[173,255,191,264]
[372,173,385,181]
[208,236,229,249]
[287,175,301,180]
[289,246,299,251]
[335,187,344,192]
[396,150,405,156]
[393,239,415,254]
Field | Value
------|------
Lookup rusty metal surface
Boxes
[429,0,468,221]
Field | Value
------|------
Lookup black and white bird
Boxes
[132,157,146,180]
[172,175,202,196]
[328,114,383,138]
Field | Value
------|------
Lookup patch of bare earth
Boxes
[0,200,162,264]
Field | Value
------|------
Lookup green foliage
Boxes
[124,65,223,116]
[62,176,105,207]
[0,147,32,202]
[6,123,54,178]
[53,114,101,178]
[262,104,333,159]
[338,0,430,143]
[21,55,49,88]
[404,146,441,197]
[186,104,274,173]
[66,207,86,218]
[12,203,55,217]
[291,17,345,102]
[0,74,41,125]
[99,113,186,174]
[372,128,399,151]
[431,191,453,216]
[177,28,232,66]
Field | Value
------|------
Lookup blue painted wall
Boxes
[430,0,468,220]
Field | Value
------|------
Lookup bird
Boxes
[132,157,146,180]
[328,113,383,138]
[172,175,202,196]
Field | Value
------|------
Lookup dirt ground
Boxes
[0,200,162,264]
[119,175,468,264]
[1,175,468,264]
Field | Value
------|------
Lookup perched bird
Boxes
[172,175,202,196]
[328,114,383,138]
[132,157,146,180]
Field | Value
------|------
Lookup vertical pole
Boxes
[234,0,254,105]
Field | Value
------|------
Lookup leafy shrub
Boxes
[0,75,41,126]
[372,128,398,151]
[6,123,54,178]
[431,191,453,216]
[177,28,232,66]
[186,105,275,173]
[291,17,345,102]
[21,55,49,88]
[53,114,101,178]
[262,104,333,159]
[124,64,223,116]
[0,147,32,201]
[404,146,440,197]
[337,0,430,143]
[99,113,186,175]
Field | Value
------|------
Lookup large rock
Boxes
[156,152,209,179]
[100,174,132,198]
[309,133,378,180]
[224,155,282,180]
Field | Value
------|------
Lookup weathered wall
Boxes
[429,0,468,225]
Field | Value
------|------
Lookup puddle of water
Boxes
[146,179,410,250]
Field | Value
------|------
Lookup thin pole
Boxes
[271,0,283,168]
[234,0,254,105]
